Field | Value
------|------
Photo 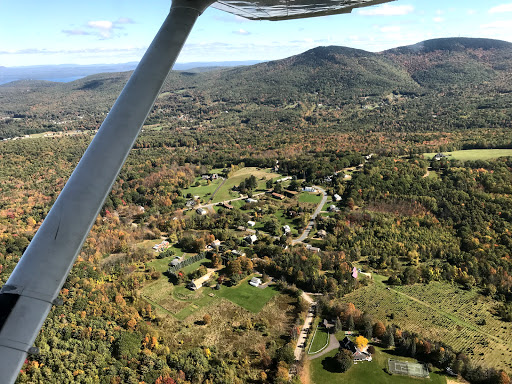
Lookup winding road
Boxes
[292,186,328,245]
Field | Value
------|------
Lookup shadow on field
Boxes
[321,357,342,373]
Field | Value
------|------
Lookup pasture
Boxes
[142,273,279,320]
[342,279,512,371]
[298,192,323,204]
[211,167,280,203]
[182,177,223,201]
[424,149,512,161]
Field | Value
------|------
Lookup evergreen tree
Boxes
[346,314,354,331]
[335,350,354,372]
[384,330,395,348]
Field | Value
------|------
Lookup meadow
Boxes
[142,272,280,320]
[424,148,512,161]
[211,167,280,203]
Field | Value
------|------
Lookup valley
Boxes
[1,37,512,384]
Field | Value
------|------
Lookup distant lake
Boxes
[0,76,85,85]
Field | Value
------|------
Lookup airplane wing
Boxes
[0,0,395,382]
[213,0,395,21]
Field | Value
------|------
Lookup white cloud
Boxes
[433,17,444,23]
[467,9,476,15]
[87,20,114,38]
[233,29,250,35]
[62,18,135,39]
[88,20,113,30]
[489,4,512,13]
[358,4,414,16]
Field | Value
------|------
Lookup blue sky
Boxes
[1,0,511,66]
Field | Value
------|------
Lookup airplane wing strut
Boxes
[0,0,213,381]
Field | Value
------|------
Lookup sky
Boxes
[0,0,511,67]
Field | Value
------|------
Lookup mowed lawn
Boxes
[216,276,279,313]
[310,345,447,384]
[146,246,186,273]
[182,177,223,200]
[424,149,512,161]
[211,167,279,203]
[298,192,323,204]
[308,325,330,354]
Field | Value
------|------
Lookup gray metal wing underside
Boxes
[212,0,395,20]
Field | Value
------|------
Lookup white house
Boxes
[328,205,340,212]
[246,198,258,204]
[245,234,258,244]
[303,186,316,192]
[283,225,291,234]
[333,194,342,202]
[249,277,262,287]
[196,207,207,215]
[247,220,256,227]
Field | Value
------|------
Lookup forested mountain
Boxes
[1,37,512,140]
[383,37,512,90]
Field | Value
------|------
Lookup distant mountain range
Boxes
[1,37,512,138]
[0,60,265,85]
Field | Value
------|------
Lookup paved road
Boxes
[294,292,316,361]
[292,186,328,245]
[198,191,266,211]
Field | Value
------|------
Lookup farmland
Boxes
[424,148,512,161]
[210,167,280,203]
[342,279,512,371]
[142,271,280,320]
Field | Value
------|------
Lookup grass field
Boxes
[342,278,512,371]
[146,246,186,272]
[309,325,330,354]
[182,178,223,201]
[142,272,279,320]
[274,210,300,235]
[424,149,512,161]
[211,167,279,203]
[298,192,323,204]
[310,345,447,384]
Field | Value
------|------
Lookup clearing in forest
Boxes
[423,148,512,161]
[211,167,280,203]
[142,272,279,320]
